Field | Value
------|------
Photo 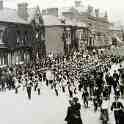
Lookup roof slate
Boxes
[43,15,65,26]
[0,8,28,24]
[0,6,88,27]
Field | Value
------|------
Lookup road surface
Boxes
[0,62,124,124]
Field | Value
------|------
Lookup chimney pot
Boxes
[104,11,108,19]
[0,0,3,9]
[17,3,28,21]
[46,8,58,17]
[75,1,82,7]
[95,9,99,17]
[87,5,93,16]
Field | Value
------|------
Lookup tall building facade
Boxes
[61,1,112,49]
[42,6,91,55]
[0,1,45,66]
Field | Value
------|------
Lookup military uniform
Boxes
[111,99,124,124]
[26,79,33,100]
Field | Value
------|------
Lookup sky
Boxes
[3,0,124,25]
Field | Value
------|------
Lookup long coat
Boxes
[65,104,83,124]
[65,106,74,124]
[73,103,83,124]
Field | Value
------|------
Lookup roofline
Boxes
[44,24,88,28]
[0,21,29,25]
[87,16,111,24]
[110,29,122,31]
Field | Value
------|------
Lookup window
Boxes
[4,53,8,65]
[68,32,71,39]
[112,37,117,45]
[80,31,84,40]
[16,30,20,44]
[24,31,28,43]
[20,50,24,62]
[0,30,3,42]
[65,31,71,45]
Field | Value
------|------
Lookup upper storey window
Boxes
[0,30,3,43]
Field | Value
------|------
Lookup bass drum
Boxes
[46,70,54,81]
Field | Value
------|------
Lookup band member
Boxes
[82,88,89,108]
[111,96,124,124]
[26,78,33,100]
[37,79,41,95]
[119,72,124,97]
[13,76,19,94]
[65,97,83,124]
[93,96,98,112]
[113,70,119,81]
[65,99,74,124]
[100,97,109,124]
[72,97,83,124]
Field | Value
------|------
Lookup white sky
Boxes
[4,0,124,25]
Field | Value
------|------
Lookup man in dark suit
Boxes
[113,70,119,80]
[26,78,33,100]
[111,97,124,124]
[65,97,83,124]
[65,100,75,124]
[72,97,83,124]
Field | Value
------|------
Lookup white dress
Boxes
[101,100,110,109]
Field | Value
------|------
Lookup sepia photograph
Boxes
[0,0,124,124]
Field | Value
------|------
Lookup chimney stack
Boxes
[17,3,28,21]
[104,11,108,19]
[0,0,3,10]
[87,5,93,16]
[95,9,99,17]
[75,1,81,7]
[47,8,58,17]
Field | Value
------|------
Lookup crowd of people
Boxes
[0,50,124,124]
